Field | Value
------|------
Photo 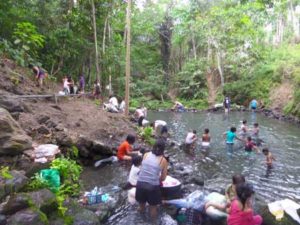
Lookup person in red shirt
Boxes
[117,134,136,161]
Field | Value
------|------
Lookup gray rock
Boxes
[6,208,47,225]
[45,120,57,129]
[0,193,29,215]
[0,108,32,155]
[36,115,50,124]
[92,140,114,155]
[55,132,72,147]
[27,189,56,215]
[0,170,28,201]
[73,209,100,225]
[0,96,30,114]
[37,125,50,135]
[0,214,6,225]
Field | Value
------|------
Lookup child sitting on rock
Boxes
[227,183,262,225]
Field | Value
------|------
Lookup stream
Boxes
[81,111,300,224]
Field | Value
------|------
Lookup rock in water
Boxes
[0,108,32,155]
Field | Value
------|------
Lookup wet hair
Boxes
[247,136,252,141]
[152,139,165,156]
[230,127,237,132]
[126,134,136,144]
[138,116,144,127]
[28,64,33,68]
[236,183,254,210]
[204,128,209,134]
[132,155,142,167]
[193,130,197,134]
[232,174,246,185]
[150,122,154,127]
[254,123,259,127]
[242,120,247,124]
[262,148,269,154]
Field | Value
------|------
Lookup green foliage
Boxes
[13,22,45,59]
[50,158,82,196]
[26,173,50,191]
[0,166,13,179]
[66,145,79,159]
[138,127,155,145]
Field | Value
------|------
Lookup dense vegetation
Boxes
[0,0,300,116]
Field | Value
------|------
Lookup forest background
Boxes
[1,0,300,117]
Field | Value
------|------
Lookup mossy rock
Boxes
[261,206,298,225]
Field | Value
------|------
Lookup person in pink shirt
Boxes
[227,183,262,225]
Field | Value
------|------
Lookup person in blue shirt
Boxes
[223,127,243,156]
[250,99,258,111]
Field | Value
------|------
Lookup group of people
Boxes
[103,95,125,113]
[62,74,85,95]
[223,96,260,113]
[223,120,275,168]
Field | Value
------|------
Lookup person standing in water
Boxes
[185,130,197,154]
[201,128,211,148]
[244,136,260,157]
[262,148,275,168]
[223,96,231,114]
[136,139,168,221]
[223,127,243,156]
[249,99,258,112]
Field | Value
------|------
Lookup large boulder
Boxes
[0,108,32,155]
[0,96,30,114]
[6,208,48,225]
[0,170,28,201]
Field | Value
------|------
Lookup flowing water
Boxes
[81,111,300,224]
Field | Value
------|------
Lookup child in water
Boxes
[227,183,262,225]
[223,127,243,156]
[201,128,211,148]
[240,120,248,139]
[244,136,260,156]
[128,155,143,188]
[262,148,275,168]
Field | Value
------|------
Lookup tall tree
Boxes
[91,0,101,87]
[125,0,131,116]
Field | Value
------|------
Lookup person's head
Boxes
[236,183,255,210]
[28,64,33,69]
[262,148,269,155]
[242,120,247,125]
[138,116,144,127]
[132,155,142,167]
[204,128,209,134]
[150,122,154,128]
[152,139,166,156]
[232,174,246,186]
[126,134,136,145]
[230,127,237,133]
[247,136,252,142]
[192,130,197,134]
[254,123,259,128]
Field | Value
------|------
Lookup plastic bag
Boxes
[40,169,60,193]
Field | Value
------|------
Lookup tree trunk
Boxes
[191,30,197,60]
[125,0,131,116]
[216,49,224,87]
[103,16,108,53]
[159,16,173,85]
[91,0,101,88]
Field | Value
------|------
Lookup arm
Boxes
[223,132,227,139]
[160,158,168,182]
[253,145,260,153]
